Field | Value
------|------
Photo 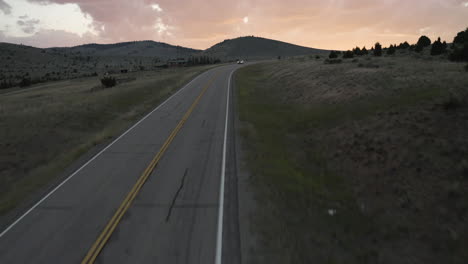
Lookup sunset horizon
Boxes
[1,0,468,50]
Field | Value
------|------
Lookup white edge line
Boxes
[215,69,235,264]
[0,70,211,238]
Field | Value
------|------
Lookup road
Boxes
[0,64,243,264]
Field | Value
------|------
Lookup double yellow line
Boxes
[82,73,219,264]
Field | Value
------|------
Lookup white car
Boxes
[237,60,244,64]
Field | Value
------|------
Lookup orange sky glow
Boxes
[0,0,467,50]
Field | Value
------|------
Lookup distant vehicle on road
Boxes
[237,60,244,64]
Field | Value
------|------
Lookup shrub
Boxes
[449,28,468,61]
[374,42,382,56]
[329,51,339,59]
[343,50,354,59]
[387,45,396,55]
[450,47,468,61]
[353,47,362,56]
[0,79,14,89]
[431,37,447,55]
[417,35,432,47]
[362,46,369,55]
[454,28,468,44]
[415,44,424,53]
[19,77,32,87]
[324,59,342,64]
[101,76,117,88]
[397,41,410,49]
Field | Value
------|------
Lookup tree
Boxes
[399,41,410,49]
[417,35,432,47]
[19,77,31,87]
[454,28,468,44]
[387,44,396,55]
[374,42,382,56]
[431,37,447,56]
[101,76,116,88]
[415,44,424,53]
[353,47,362,56]
[343,50,354,59]
[329,51,339,59]
[450,28,468,61]
[362,46,369,55]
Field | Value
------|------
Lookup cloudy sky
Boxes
[0,0,467,50]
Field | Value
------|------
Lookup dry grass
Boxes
[236,54,468,264]
[0,65,214,215]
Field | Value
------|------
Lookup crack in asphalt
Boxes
[165,168,188,222]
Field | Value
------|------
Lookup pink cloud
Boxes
[8,0,467,49]
[0,29,100,48]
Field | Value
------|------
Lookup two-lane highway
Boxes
[0,64,243,264]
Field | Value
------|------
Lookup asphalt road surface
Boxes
[0,64,243,264]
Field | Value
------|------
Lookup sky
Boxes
[0,0,467,50]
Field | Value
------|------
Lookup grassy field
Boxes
[0,65,215,215]
[236,55,468,263]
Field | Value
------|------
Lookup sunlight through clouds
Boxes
[151,4,163,12]
[1,0,468,49]
[0,0,95,37]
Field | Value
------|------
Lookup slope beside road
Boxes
[0,64,243,264]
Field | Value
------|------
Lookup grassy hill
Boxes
[236,54,468,263]
[0,36,327,89]
[60,40,202,58]
[203,36,327,60]
[0,41,201,88]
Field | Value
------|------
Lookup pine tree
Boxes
[387,44,396,55]
[374,43,382,56]
[362,46,369,55]
[329,51,339,59]
[353,47,362,56]
[343,50,354,59]
[431,37,446,56]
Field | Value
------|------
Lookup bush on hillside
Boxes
[0,79,14,89]
[19,77,32,87]
[374,42,382,56]
[329,51,339,59]
[450,28,468,62]
[343,50,354,59]
[101,76,117,88]
[324,58,342,64]
[450,46,468,61]
[415,44,424,53]
[454,28,468,44]
[417,35,432,47]
[397,41,410,49]
[353,47,362,56]
[362,47,369,55]
[387,45,396,55]
[431,37,447,56]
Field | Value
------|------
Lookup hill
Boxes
[0,37,327,89]
[203,36,327,60]
[59,40,202,59]
[0,41,201,88]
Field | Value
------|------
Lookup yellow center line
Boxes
[81,73,219,264]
